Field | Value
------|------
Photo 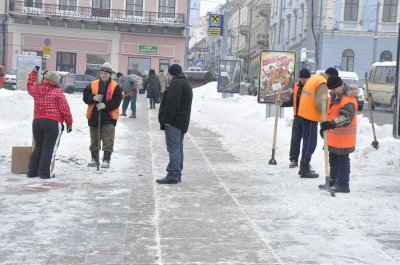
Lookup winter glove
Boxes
[96,103,106,110]
[67,128,72,133]
[93,94,103,102]
[320,120,336,132]
[34,66,40,71]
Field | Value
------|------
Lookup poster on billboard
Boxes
[217,59,241,93]
[258,50,296,103]
[16,55,42,91]
[189,0,200,27]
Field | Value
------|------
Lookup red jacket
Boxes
[27,71,73,128]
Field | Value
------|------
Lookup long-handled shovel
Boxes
[96,110,101,171]
[269,89,281,165]
[318,93,335,197]
[364,72,379,149]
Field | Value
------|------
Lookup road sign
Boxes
[43,45,52,59]
[208,14,223,36]
[196,59,204,66]
[44,38,51,45]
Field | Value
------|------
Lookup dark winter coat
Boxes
[83,78,123,127]
[281,81,305,116]
[158,73,193,133]
[143,73,161,98]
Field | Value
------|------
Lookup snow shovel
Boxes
[364,72,379,149]
[268,89,281,165]
[96,109,101,171]
[123,91,135,99]
[318,94,335,197]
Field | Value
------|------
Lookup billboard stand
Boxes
[266,103,284,118]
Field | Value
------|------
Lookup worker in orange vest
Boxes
[281,68,311,168]
[83,62,123,168]
[297,67,339,178]
[319,75,358,193]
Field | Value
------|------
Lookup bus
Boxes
[368,61,397,112]
[183,70,208,88]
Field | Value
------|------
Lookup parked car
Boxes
[61,74,96,93]
[5,69,17,90]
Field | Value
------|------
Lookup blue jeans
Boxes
[329,152,350,188]
[165,124,184,181]
[300,118,318,165]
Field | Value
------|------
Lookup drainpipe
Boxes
[2,15,7,67]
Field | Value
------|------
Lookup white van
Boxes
[315,70,364,111]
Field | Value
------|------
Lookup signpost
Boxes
[208,14,223,36]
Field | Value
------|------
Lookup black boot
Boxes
[300,164,319,178]
[318,178,336,190]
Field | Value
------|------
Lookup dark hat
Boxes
[327,75,343,89]
[149,69,156,75]
[325,67,339,76]
[168,64,183,76]
[99,62,113,74]
[116,72,123,78]
[299,68,311,78]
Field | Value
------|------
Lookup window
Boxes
[159,59,170,72]
[341,49,354,71]
[382,0,398,22]
[344,0,359,21]
[25,0,42,8]
[86,54,109,71]
[60,0,77,11]
[379,67,389,84]
[380,51,393,62]
[373,66,382,83]
[126,0,143,16]
[128,57,151,77]
[386,66,396,84]
[92,0,110,17]
[159,0,175,18]
[56,52,76,72]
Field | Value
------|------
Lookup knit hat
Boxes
[99,62,113,74]
[44,71,60,85]
[168,64,183,76]
[299,68,311,78]
[325,67,339,76]
[327,75,343,89]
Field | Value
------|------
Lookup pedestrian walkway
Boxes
[0,95,399,264]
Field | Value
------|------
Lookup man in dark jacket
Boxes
[143,69,161,109]
[83,62,123,168]
[157,64,193,184]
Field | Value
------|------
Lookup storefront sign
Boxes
[137,45,159,55]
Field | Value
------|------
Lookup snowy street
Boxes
[0,83,399,264]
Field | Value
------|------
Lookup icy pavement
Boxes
[0,95,399,264]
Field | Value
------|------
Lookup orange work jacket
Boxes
[292,82,300,116]
[86,80,120,120]
[327,96,358,150]
[298,75,326,121]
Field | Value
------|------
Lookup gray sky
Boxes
[200,0,226,16]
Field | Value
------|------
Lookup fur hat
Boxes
[168,64,183,76]
[99,62,113,74]
[327,75,343,89]
[44,71,60,85]
[325,67,339,76]
[299,68,311,78]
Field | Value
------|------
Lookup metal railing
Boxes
[9,1,185,26]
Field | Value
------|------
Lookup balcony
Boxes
[8,1,185,26]
[239,24,250,35]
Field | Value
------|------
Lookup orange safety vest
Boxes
[292,82,299,116]
[297,74,327,121]
[327,96,358,149]
[86,80,120,120]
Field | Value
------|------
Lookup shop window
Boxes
[128,57,151,77]
[56,52,76,72]
[159,59,170,72]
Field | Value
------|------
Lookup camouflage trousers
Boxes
[89,124,115,153]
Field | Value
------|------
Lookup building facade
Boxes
[0,0,188,77]
[270,0,399,79]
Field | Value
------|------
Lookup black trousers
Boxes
[29,119,63,178]
[289,116,303,162]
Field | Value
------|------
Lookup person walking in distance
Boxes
[143,69,161,109]
[319,76,358,193]
[83,62,123,168]
[27,66,73,179]
[280,68,311,168]
[157,69,169,102]
[157,64,193,184]
[297,67,339,178]
[117,72,139,118]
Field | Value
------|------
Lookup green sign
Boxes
[138,45,159,55]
